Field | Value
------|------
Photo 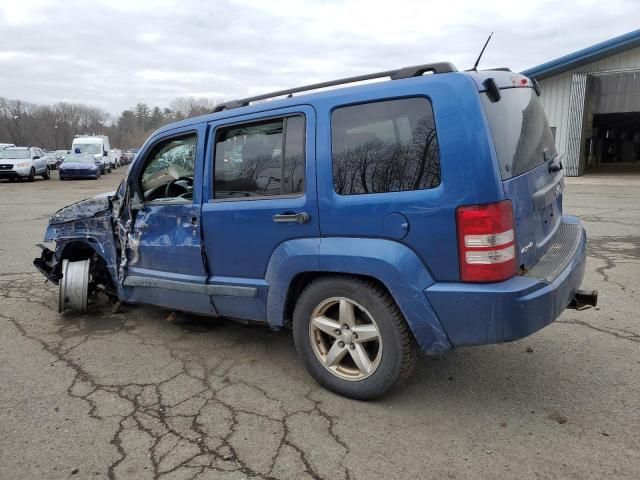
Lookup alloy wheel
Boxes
[309,297,383,381]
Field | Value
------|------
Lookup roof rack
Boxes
[212,62,457,112]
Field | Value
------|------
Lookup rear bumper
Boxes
[425,216,587,347]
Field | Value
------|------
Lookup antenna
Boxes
[472,32,494,71]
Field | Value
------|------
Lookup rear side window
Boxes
[481,87,557,179]
[331,97,440,195]
[214,115,305,199]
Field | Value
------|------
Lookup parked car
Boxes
[109,148,122,169]
[0,143,15,151]
[71,135,111,174]
[58,153,102,180]
[53,150,71,169]
[0,146,50,181]
[34,64,596,399]
[119,151,131,165]
[44,151,60,169]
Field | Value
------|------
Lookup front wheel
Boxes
[58,259,90,313]
[293,276,417,400]
[27,168,35,182]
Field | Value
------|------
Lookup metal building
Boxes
[523,29,640,176]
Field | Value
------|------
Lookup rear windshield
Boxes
[481,87,557,180]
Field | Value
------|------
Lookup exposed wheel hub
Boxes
[58,259,90,313]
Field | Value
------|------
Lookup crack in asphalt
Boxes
[0,274,352,480]
[557,319,640,343]
[577,208,640,229]
[586,235,640,292]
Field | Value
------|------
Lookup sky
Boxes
[1,0,639,116]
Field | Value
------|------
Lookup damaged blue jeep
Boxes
[35,63,596,399]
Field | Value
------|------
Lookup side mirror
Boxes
[103,151,108,157]
[33,155,40,159]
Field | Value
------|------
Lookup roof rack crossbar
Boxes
[213,61,457,112]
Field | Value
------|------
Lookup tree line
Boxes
[0,96,217,151]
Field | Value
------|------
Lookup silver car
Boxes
[0,147,51,181]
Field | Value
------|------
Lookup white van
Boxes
[71,135,111,174]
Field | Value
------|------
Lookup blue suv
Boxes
[34,63,596,399]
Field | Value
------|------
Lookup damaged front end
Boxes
[33,193,121,300]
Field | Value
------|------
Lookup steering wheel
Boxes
[164,176,193,198]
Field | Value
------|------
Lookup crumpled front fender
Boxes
[39,210,119,289]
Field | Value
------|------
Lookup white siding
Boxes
[537,46,640,174]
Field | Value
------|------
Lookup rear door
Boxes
[481,85,562,270]
[201,105,319,320]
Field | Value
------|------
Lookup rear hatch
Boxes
[480,80,563,271]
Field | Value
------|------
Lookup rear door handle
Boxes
[273,212,310,224]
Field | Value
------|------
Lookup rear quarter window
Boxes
[331,97,441,195]
[481,87,557,179]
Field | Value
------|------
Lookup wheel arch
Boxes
[265,237,453,355]
[57,238,118,290]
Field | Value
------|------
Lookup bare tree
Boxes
[170,96,217,120]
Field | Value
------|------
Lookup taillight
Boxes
[456,200,516,283]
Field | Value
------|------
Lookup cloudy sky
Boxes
[1,0,639,115]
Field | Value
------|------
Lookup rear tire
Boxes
[292,276,417,400]
[42,166,50,180]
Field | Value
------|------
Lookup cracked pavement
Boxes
[1,170,639,479]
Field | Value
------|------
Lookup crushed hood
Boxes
[49,194,113,225]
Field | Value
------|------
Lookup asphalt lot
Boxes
[0,168,638,480]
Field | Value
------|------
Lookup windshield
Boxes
[0,149,30,159]
[64,154,96,164]
[73,143,102,155]
[481,87,557,180]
